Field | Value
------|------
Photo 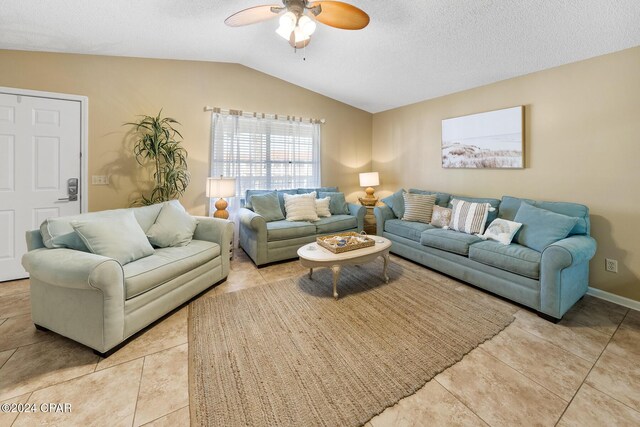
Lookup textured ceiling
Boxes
[1,0,639,113]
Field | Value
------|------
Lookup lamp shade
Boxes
[206,177,236,198]
[359,172,379,187]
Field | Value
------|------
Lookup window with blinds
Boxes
[211,114,321,200]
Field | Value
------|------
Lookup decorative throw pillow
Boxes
[316,197,332,218]
[514,202,579,252]
[430,206,452,228]
[250,191,285,222]
[71,211,154,265]
[381,189,406,219]
[448,199,495,235]
[283,192,319,222]
[402,192,436,223]
[318,192,349,215]
[482,218,523,245]
[146,201,198,247]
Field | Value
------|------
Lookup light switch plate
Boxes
[92,175,109,185]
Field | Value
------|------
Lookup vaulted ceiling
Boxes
[1,0,639,112]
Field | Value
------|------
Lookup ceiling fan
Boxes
[225,0,370,49]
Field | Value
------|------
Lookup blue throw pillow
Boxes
[514,202,579,252]
[381,189,406,219]
[318,192,349,215]
[250,191,285,222]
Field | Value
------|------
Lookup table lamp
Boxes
[358,172,379,206]
[206,176,236,219]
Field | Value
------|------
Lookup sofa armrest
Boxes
[22,248,126,353]
[25,230,45,251]
[374,205,395,236]
[22,248,124,293]
[542,235,597,270]
[238,208,268,265]
[194,216,234,277]
[238,208,267,233]
[348,203,366,231]
[539,235,597,318]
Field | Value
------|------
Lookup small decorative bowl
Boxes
[336,239,347,247]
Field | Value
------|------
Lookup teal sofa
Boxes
[21,203,233,356]
[375,190,597,320]
[239,188,366,266]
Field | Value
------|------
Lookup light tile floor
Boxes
[1,251,639,426]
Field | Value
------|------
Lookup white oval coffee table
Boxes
[297,236,392,299]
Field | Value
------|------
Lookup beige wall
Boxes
[0,50,372,214]
[373,46,640,301]
[2,47,638,301]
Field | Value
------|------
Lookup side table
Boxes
[363,205,377,235]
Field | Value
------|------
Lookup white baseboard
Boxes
[587,287,640,312]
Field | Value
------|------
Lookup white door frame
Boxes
[0,86,89,213]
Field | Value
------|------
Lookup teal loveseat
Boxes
[375,190,597,320]
[239,187,366,266]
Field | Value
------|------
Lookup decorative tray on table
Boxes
[316,232,375,254]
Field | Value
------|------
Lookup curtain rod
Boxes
[204,106,326,124]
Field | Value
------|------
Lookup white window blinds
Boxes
[211,113,321,199]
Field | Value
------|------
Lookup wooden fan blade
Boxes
[224,5,283,27]
[309,1,370,30]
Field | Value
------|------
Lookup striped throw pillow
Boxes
[449,199,493,235]
[283,191,319,222]
[402,193,436,223]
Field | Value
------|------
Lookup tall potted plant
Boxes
[127,111,190,205]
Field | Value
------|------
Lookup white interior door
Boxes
[0,92,82,281]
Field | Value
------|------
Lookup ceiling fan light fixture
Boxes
[278,11,296,31]
[293,26,310,43]
[298,15,316,37]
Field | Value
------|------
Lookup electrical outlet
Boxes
[92,175,109,185]
[605,258,618,273]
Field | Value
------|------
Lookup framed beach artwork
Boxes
[441,106,524,169]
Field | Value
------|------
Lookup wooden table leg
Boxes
[383,252,390,283]
[309,268,314,279]
[331,265,342,299]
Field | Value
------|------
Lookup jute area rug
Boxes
[189,261,516,426]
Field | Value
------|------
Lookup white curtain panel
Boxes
[210,112,322,245]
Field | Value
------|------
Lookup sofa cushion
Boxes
[146,201,198,247]
[245,189,297,213]
[385,219,434,242]
[408,189,451,207]
[123,240,220,299]
[297,186,338,194]
[402,192,436,223]
[430,206,452,228]
[40,202,164,251]
[315,215,357,234]
[449,199,493,235]
[499,196,589,236]
[71,211,155,265]
[469,241,542,280]
[482,218,522,245]
[318,192,349,215]
[250,191,285,222]
[449,195,501,225]
[266,220,316,241]
[316,197,331,217]
[420,228,483,256]
[514,202,579,252]
[381,189,406,219]
[283,192,319,221]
